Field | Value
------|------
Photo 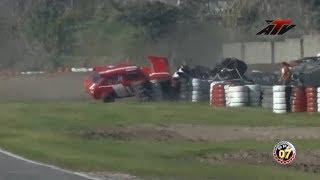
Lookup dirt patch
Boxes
[82,124,320,142]
[82,125,187,141]
[199,149,320,173]
[164,124,320,141]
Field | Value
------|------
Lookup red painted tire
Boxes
[292,108,305,112]
[291,100,305,106]
[292,91,305,97]
[305,87,317,93]
[212,89,225,94]
[213,88,224,92]
[291,97,305,102]
[213,98,226,103]
[212,90,225,95]
[213,84,225,89]
[305,92,317,98]
[307,101,317,107]
[306,97,317,103]
[212,93,225,99]
[307,107,317,112]
[292,104,305,108]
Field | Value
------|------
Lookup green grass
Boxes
[0,101,320,179]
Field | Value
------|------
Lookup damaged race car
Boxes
[84,56,172,102]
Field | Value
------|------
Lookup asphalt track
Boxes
[0,148,99,180]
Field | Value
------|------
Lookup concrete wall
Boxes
[274,38,301,63]
[222,43,242,60]
[303,35,320,57]
[244,42,272,64]
[223,35,320,64]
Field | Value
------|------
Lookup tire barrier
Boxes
[261,86,273,109]
[179,78,190,101]
[210,83,226,107]
[246,84,262,107]
[71,67,93,72]
[318,87,320,112]
[191,78,210,103]
[225,85,249,107]
[305,86,317,113]
[273,85,290,114]
[291,86,306,113]
[20,71,45,75]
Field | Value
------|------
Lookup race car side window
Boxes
[126,72,139,80]
[107,75,122,85]
[91,72,101,83]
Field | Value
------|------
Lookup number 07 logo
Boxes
[273,141,296,165]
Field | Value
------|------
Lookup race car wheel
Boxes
[133,82,153,102]
[103,95,115,103]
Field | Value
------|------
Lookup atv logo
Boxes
[257,19,296,35]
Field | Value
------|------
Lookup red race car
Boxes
[84,56,172,102]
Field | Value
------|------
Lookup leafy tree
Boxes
[120,1,180,40]
[25,0,73,54]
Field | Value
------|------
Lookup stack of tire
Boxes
[246,85,262,107]
[261,86,273,109]
[210,83,226,107]
[179,78,190,101]
[273,85,291,114]
[305,87,317,113]
[291,86,306,113]
[225,85,249,107]
[318,87,320,113]
[191,78,210,102]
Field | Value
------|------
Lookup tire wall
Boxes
[179,78,190,101]
[318,87,320,112]
[261,86,273,109]
[245,84,262,107]
[191,78,210,102]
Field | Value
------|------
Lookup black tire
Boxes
[103,95,115,103]
[133,82,153,102]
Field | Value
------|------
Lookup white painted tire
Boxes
[318,87,320,93]
[228,102,247,107]
[192,91,202,95]
[317,98,320,104]
[273,103,287,110]
[227,92,248,98]
[228,86,248,92]
[192,78,201,84]
[229,97,248,103]
[273,92,286,98]
[273,98,286,104]
[273,85,286,92]
[273,109,287,114]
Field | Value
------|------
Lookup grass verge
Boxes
[0,102,319,179]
